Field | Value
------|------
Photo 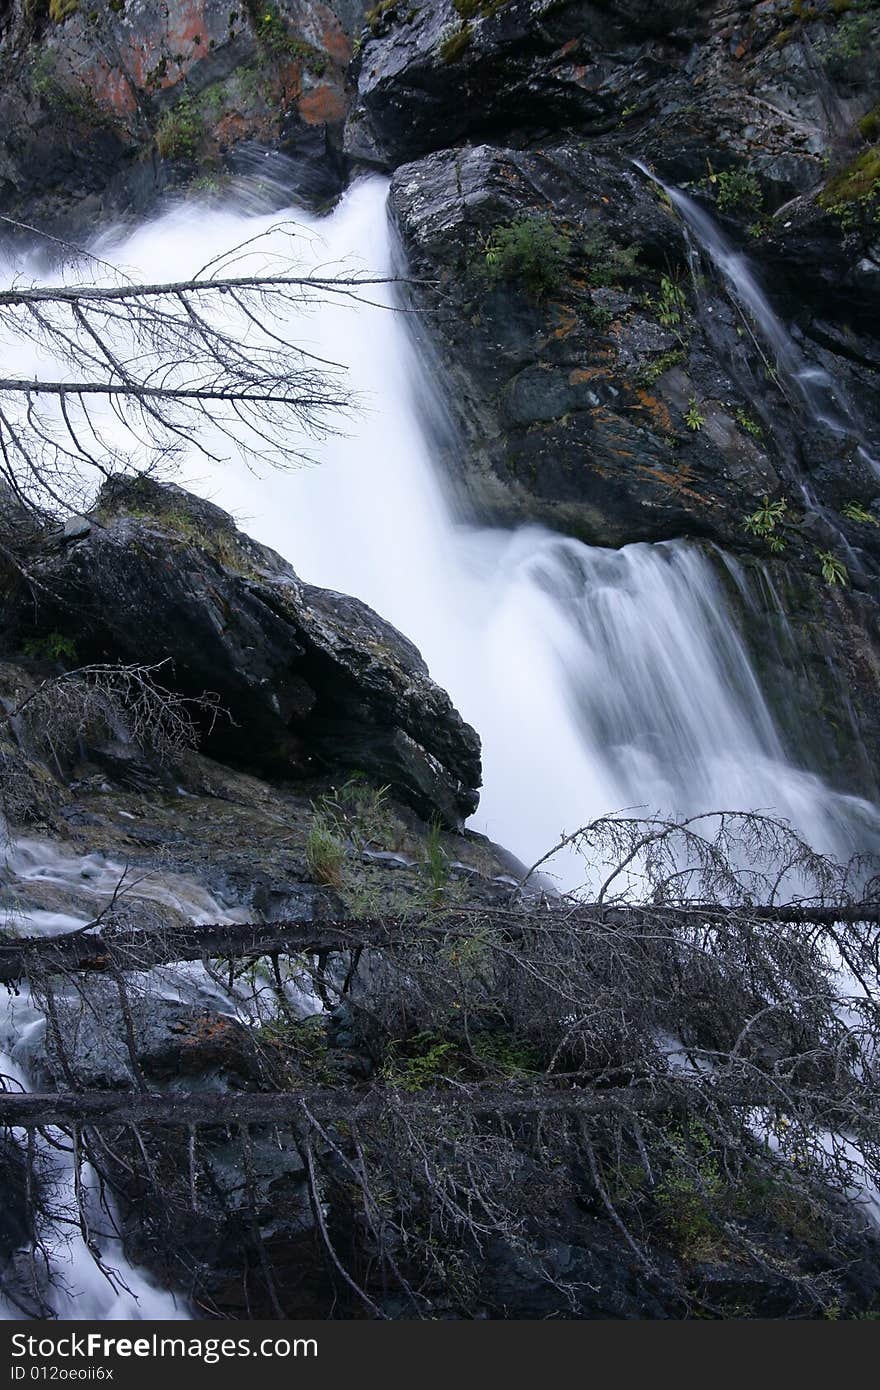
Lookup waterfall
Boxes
[633,160,879,479]
[69,175,873,880]
[1,172,879,1318]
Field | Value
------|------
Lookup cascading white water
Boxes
[0,836,244,1320]
[2,173,880,1318]
[633,160,879,477]
[62,175,873,880]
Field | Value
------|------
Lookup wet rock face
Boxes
[4,476,482,825]
[390,141,784,547]
[0,0,364,228]
[346,0,713,169]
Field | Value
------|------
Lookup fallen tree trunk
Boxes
[0,1079,769,1130]
[1,899,878,985]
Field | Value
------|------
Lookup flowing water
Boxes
[633,160,880,479]
[1,171,879,1317]
[71,175,872,877]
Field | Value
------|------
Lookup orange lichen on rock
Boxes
[299,82,348,125]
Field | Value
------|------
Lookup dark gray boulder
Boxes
[5,476,482,825]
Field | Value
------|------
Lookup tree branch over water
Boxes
[0,224,419,512]
[2,813,879,1317]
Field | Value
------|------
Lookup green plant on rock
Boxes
[685,397,705,431]
[483,214,571,300]
[366,0,415,35]
[305,813,346,888]
[247,3,328,70]
[821,8,874,78]
[155,94,204,161]
[638,348,685,385]
[453,0,510,16]
[710,167,763,216]
[383,1032,461,1091]
[656,273,687,328]
[743,495,788,551]
[22,632,78,663]
[818,549,849,585]
[819,145,880,232]
[842,500,879,525]
[858,105,880,142]
[734,406,763,438]
[655,1122,724,1260]
[581,227,641,287]
[439,22,472,62]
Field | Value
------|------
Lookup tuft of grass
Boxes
[155,95,204,161]
[424,816,449,901]
[439,22,472,62]
[842,500,879,525]
[305,814,346,888]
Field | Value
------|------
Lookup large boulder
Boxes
[346,0,667,167]
[3,477,481,825]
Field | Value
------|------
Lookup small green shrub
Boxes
[453,0,510,15]
[711,168,763,215]
[581,228,641,286]
[819,145,880,230]
[818,549,848,585]
[471,1032,539,1077]
[638,348,685,385]
[822,9,873,77]
[22,632,78,663]
[251,5,328,71]
[685,397,705,430]
[383,1032,461,1091]
[858,105,880,142]
[366,0,413,35]
[155,96,204,161]
[655,1123,724,1260]
[743,495,788,551]
[483,214,571,300]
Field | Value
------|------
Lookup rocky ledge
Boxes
[0,475,482,825]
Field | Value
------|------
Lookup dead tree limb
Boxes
[2,901,878,986]
[0,1080,749,1130]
